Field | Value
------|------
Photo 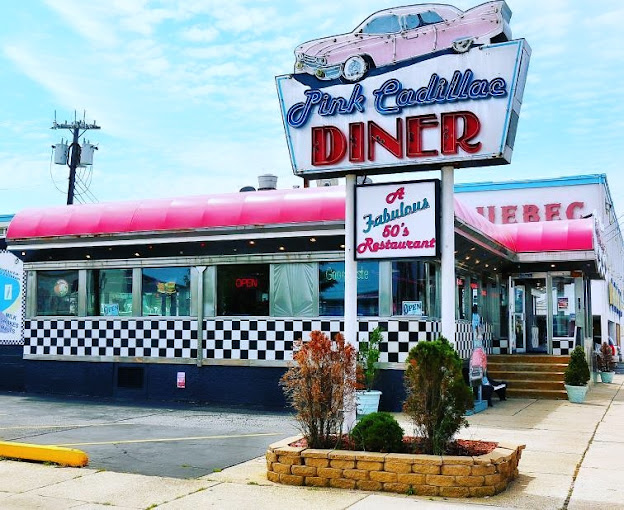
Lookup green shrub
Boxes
[350,412,404,452]
[357,327,384,390]
[565,345,590,386]
[403,336,473,455]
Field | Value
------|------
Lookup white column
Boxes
[441,166,456,346]
[344,174,357,429]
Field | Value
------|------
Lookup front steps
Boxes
[487,355,570,399]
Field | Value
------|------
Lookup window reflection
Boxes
[142,267,190,316]
[36,270,79,316]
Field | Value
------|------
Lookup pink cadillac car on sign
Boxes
[294,1,512,82]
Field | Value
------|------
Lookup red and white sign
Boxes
[177,372,186,389]
[276,39,530,179]
[355,180,439,259]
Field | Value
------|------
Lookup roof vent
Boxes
[239,186,256,192]
[258,174,278,190]
[316,178,339,187]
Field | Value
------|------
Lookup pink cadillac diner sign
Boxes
[355,180,439,260]
[276,1,530,179]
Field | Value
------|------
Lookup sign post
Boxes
[441,166,456,344]
[344,174,357,429]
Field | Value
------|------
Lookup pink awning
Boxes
[7,186,346,240]
[499,219,594,252]
[6,186,595,254]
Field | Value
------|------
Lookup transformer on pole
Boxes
[51,111,101,205]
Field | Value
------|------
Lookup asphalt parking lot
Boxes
[0,393,298,478]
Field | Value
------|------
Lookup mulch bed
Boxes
[289,436,497,456]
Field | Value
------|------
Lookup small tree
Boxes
[280,331,356,449]
[357,327,383,391]
[403,336,473,455]
[564,345,590,386]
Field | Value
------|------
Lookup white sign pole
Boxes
[344,173,357,430]
[441,165,456,346]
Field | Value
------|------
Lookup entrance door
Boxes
[510,277,549,354]
[512,284,526,353]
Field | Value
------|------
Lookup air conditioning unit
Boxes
[316,178,339,187]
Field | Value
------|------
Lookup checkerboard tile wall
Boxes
[491,337,509,354]
[357,320,441,363]
[24,317,491,362]
[204,319,345,361]
[552,338,574,356]
[24,319,197,358]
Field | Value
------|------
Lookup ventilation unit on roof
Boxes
[316,178,339,187]
[240,186,256,192]
[258,174,278,190]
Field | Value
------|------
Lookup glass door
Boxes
[512,284,526,353]
[510,277,548,354]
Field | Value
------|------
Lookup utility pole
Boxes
[51,112,101,205]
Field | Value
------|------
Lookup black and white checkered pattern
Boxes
[552,338,574,356]
[357,319,440,363]
[24,316,494,362]
[204,319,344,361]
[24,319,197,358]
[491,337,509,354]
[455,321,473,360]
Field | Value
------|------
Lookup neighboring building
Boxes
[456,174,623,352]
[2,174,614,409]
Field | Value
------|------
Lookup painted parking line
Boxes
[0,423,131,430]
[56,432,283,447]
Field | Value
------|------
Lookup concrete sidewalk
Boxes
[0,376,622,509]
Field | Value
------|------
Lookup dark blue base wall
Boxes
[377,369,406,413]
[0,346,26,392]
[16,359,408,411]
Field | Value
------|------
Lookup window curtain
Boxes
[271,263,318,317]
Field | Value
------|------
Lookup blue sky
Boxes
[1,1,623,216]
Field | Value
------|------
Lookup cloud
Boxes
[181,25,219,43]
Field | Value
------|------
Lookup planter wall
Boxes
[266,436,525,498]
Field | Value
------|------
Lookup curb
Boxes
[0,441,89,467]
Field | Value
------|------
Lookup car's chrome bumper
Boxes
[294,61,341,81]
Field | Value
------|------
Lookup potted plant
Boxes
[598,342,616,383]
[356,327,384,416]
[564,345,590,403]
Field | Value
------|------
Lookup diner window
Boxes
[217,264,269,316]
[392,261,438,317]
[319,262,379,316]
[36,270,79,316]
[142,267,191,316]
[87,269,133,316]
[271,263,317,317]
[552,276,576,337]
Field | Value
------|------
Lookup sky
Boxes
[0,0,623,217]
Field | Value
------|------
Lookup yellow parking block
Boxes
[0,441,88,467]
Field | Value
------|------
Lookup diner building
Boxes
[1,174,620,409]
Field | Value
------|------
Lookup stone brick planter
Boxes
[266,436,524,497]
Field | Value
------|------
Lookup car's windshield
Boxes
[360,14,401,34]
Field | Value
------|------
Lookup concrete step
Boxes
[488,362,568,373]
[489,355,570,364]
[488,370,564,382]
[507,388,568,399]
[497,379,564,391]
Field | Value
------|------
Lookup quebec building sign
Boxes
[276,2,531,179]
